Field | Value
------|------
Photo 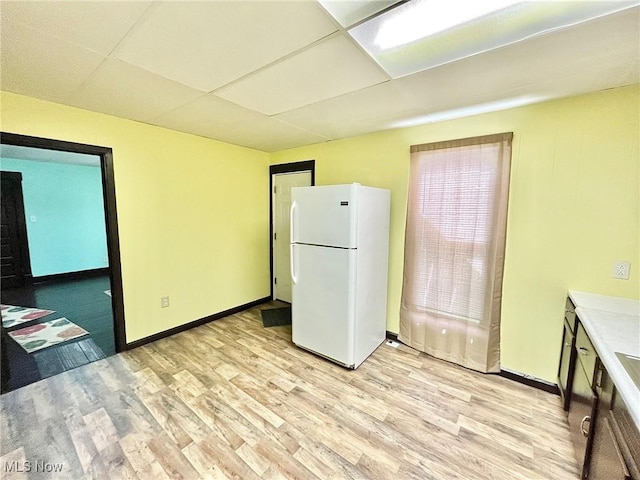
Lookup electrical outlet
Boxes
[613,261,630,280]
[161,296,170,308]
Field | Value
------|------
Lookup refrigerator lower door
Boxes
[291,243,356,367]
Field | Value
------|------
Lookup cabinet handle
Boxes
[595,367,603,388]
[578,346,589,356]
[564,342,571,348]
[580,415,591,437]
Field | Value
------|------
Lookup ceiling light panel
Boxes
[350,0,639,78]
[392,6,640,112]
[115,1,337,92]
[318,0,401,27]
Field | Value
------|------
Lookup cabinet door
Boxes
[591,414,632,480]
[569,359,598,479]
[558,319,576,411]
[590,366,631,479]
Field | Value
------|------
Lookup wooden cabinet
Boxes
[611,390,640,479]
[590,365,632,479]
[558,298,577,411]
[561,296,640,479]
[568,322,599,479]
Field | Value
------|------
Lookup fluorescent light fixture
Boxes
[350,0,639,78]
[374,0,521,50]
[317,0,400,28]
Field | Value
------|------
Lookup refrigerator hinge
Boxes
[274,277,277,284]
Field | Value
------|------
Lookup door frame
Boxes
[269,160,315,301]
[0,132,126,353]
[0,171,33,286]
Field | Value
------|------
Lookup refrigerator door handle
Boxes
[290,244,298,284]
[290,200,297,244]
[290,200,298,284]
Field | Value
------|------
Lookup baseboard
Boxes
[125,296,271,350]
[384,332,559,395]
[499,368,560,395]
[32,267,109,284]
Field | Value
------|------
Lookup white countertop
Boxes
[569,290,640,429]
[569,290,640,316]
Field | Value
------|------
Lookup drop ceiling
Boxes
[1,1,638,153]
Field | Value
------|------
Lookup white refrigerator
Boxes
[290,183,391,369]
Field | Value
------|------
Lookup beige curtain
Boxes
[399,133,512,373]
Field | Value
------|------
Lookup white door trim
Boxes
[269,161,315,301]
[272,171,312,302]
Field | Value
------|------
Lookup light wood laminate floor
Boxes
[0,303,579,479]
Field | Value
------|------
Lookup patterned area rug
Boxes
[1,304,55,328]
[8,318,89,354]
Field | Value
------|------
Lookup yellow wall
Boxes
[2,86,637,381]
[270,85,640,382]
[0,91,271,343]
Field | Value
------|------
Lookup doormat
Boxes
[261,306,292,327]
[8,318,89,354]
[1,304,55,328]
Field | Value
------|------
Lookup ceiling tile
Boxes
[215,34,390,115]
[151,94,331,152]
[348,1,637,79]
[274,80,425,138]
[67,59,204,123]
[0,1,152,55]
[393,7,640,113]
[0,20,106,104]
[114,1,338,92]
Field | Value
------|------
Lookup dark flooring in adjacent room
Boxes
[0,274,115,393]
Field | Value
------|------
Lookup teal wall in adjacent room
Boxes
[1,157,108,277]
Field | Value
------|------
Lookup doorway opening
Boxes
[269,160,315,302]
[0,132,125,393]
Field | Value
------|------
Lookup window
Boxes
[399,133,512,373]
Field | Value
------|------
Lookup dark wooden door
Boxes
[1,171,32,288]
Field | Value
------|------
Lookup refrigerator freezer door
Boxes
[291,244,356,367]
[291,184,358,248]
